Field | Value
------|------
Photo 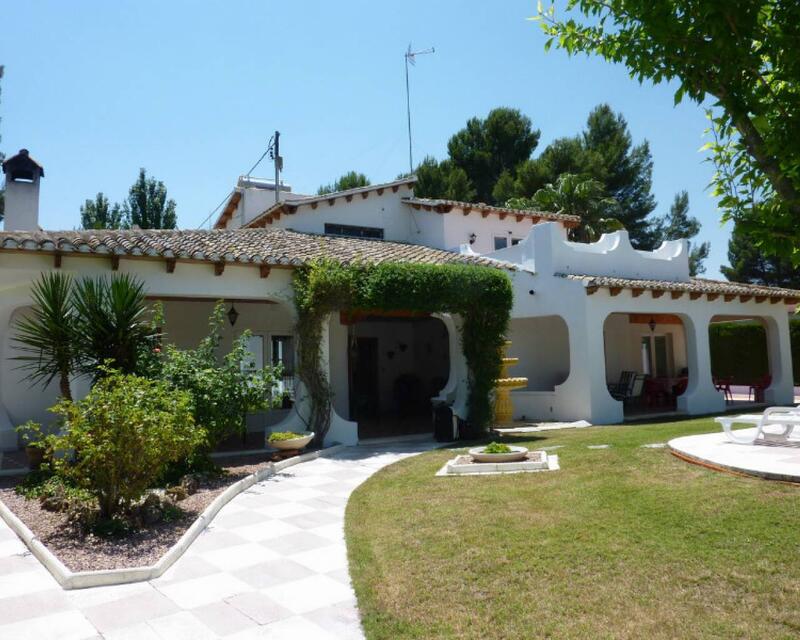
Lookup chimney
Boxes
[2,149,44,231]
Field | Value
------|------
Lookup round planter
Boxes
[468,445,528,463]
[268,432,315,451]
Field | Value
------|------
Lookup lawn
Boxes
[345,419,800,639]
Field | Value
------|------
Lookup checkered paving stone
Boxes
[0,442,436,639]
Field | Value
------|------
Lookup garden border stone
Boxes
[0,443,346,590]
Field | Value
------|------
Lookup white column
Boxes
[676,312,725,415]
[763,314,794,405]
[556,313,623,424]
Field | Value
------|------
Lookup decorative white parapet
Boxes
[485,222,691,281]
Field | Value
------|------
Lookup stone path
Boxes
[0,442,437,639]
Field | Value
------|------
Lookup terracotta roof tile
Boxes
[559,273,800,301]
[403,197,581,226]
[0,228,510,270]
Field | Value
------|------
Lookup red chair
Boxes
[713,376,733,403]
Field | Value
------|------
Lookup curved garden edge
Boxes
[0,444,346,590]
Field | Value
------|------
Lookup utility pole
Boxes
[404,45,435,174]
[270,131,282,204]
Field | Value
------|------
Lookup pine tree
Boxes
[317,171,370,195]
[721,222,800,288]
[651,191,710,276]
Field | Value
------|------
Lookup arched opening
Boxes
[340,312,450,440]
[708,314,775,407]
[154,297,297,450]
[603,312,689,418]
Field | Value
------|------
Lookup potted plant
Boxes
[267,431,314,451]
[16,420,48,470]
[469,441,528,463]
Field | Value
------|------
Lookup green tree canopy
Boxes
[535,0,800,262]
[123,168,177,229]
[317,171,370,195]
[721,221,800,288]
[446,107,540,203]
[509,173,623,242]
[412,157,476,202]
[80,192,126,230]
[650,191,710,276]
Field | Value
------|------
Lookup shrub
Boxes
[157,303,282,451]
[483,442,512,454]
[268,431,306,442]
[48,371,204,519]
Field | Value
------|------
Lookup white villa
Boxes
[1,149,798,450]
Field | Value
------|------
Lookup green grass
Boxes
[345,419,800,639]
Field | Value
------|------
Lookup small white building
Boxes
[0,149,797,450]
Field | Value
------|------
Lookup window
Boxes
[494,236,508,250]
[271,335,295,398]
[324,223,384,240]
[640,335,672,378]
[511,238,521,246]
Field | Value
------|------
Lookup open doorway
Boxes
[604,312,689,417]
[345,313,450,439]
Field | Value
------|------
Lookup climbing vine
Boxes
[292,260,513,445]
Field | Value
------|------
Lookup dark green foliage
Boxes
[412,157,476,202]
[123,168,177,229]
[536,0,800,263]
[509,173,623,242]
[722,221,800,288]
[72,274,157,378]
[650,191,710,275]
[446,108,540,203]
[13,272,78,400]
[293,261,513,445]
[80,192,126,230]
[709,319,800,385]
[317,171,371,195]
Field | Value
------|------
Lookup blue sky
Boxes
[2,1,731,277]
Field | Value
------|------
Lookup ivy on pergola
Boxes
[292,260,514,444]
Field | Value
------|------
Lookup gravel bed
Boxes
[0,455,275,572]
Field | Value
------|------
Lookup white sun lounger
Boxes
[715,406,800,446]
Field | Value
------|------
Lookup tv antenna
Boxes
[404,44,435,174]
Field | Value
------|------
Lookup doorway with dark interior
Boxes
[345,313,451,440]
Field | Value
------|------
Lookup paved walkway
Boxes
[0,442,436,639]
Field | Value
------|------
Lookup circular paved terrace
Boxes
[669,429,800,483]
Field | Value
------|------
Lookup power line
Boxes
[197,135,279,229]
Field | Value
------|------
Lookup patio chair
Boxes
[608,371,636,400]
[611,373,646,405]
[713,376,733,403]
[748,374,772,403]
[715,406,800,446]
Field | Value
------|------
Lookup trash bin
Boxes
[433,404,456,442]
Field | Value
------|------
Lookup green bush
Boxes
[482,442,512,454]
[156,303,282,450]
[293,260,513,444]
[48,371,205,519]
[709,319,800,385]
[268,431,306,442]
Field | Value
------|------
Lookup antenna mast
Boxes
[404,44,435,174]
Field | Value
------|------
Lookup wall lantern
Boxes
[227,303,240,327]
[469,233,477,245]
[648,316,656,332]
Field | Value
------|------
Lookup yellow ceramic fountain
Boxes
[494,340,528,424]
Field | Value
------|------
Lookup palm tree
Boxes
[13,272,78,400]
[510,173,623,242]
[72,274,156,377]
